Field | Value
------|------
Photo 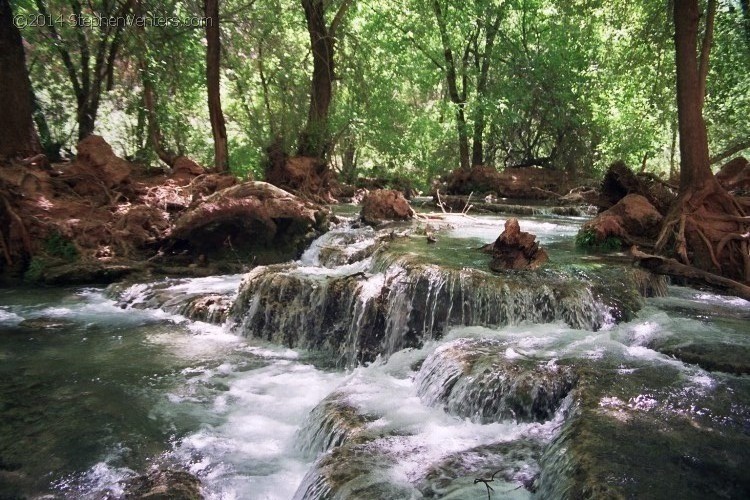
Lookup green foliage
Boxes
[16,0,750,184]
[24,257,46,283]
[575,229,623,251]
[43,232,78,261]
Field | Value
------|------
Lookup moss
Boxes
[575,229,622,251]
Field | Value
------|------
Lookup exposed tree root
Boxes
[631,247,750,301]
[655,180,749,284]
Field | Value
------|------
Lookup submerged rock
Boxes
[360,189,414,225]
[293,443,416,500]
[416,338,576,423]
[416,440,542,498]
[482,218,549,271]
[537,359,750,499]
[123,468,202,499]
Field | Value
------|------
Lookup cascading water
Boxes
[228,219,649,367]
[1,211,748,499]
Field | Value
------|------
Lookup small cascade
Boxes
[299,224,379,268]
[296,391,377,457]
[108,275,242,324]
[416,338,577,423]
[230,247,618,366]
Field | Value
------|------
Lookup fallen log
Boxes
[630,247,750,301]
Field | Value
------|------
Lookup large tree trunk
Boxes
[205,0,229,173]
[0,0,41,159]
[655,0,749,285]
[674,0,713,191]
[298,0,335,159]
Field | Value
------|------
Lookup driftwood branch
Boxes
[630,247,750,301]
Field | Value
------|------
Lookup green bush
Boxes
[44,232,78,261]
[575,229,623,251]
[24,257,46,283]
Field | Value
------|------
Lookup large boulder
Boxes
[168,181,328,263]
[360,189,414,225]
[580,194,663,247]
[482,218,548,271]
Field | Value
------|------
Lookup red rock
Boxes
[582,194,663,244]
[360,189,414,225]
[483,218,548,270]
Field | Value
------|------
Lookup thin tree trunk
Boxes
[205,0,229,172]
[669,117,678,178]
[297,0,352,160]
[0,0,41,159]
[433,0,469,170]
[299,0,333,158]
[674,0,713,191]
[471,12,502,167]
[141,59,177,167]
[30,87,55,158]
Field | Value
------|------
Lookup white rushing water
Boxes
[2,213,748,500]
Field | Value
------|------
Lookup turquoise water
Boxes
[1,212,748,499]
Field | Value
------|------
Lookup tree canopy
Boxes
[7,0,750,187]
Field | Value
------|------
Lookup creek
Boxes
[1,209,748,499]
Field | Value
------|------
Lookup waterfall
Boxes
[229,246,615,367]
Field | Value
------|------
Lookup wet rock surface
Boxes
[109,275,240,324]
[537,358,750,500]
[297,391,379,457]
[123,468,203,499]
[416,338,577,423]
[416,440,542,498]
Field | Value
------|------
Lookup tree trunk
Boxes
[0,0,41,159]
[433,0,469,170]
[674,0,713,192]
[471,12,502,167]
[655,0,750,285]
[298,0,335,159]
[205,0,229,172]
[140,59,177,167]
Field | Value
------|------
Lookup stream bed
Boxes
[1,211,748,499]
